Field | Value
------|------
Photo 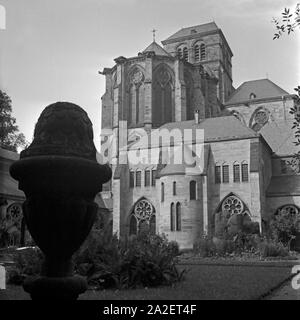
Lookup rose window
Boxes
[134,199,153,221]
[277,205,299,216]
[254,110,268,125]
[222,196,244,215]
[131,70,144,85]
[6,204,22,227]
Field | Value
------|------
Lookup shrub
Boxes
[258,239,289,258]
[193,236,216,257]
[74,232,183,290]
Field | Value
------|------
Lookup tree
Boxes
[0,90,26,152]
[272,4,300,172]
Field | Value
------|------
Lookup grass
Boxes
[1,264,293,300]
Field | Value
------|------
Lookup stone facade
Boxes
[100,22,300,250]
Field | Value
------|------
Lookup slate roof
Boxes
[225,79,290,105]
[163,22,219,42]
[260,120,298,156]
[267,176,300,197]
[129,116,258,150]
[143,41,171,57]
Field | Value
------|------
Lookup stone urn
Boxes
[10,102,111,300]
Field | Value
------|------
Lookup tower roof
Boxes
[225,79,290,105]
[142,41,171,57]
[162,22,219,43]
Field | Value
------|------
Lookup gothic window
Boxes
[153,66,174,127]
[170,203,175,231]
[161,182,165,202]
[145,170,151,187]
[241,162,249,182]
[194,44,200,62]
[183,47,188,61]
[222,195,244,215]
[129,171,135,188]
[276,205,299,216]
[130,199,156,235]
[151,170,156,186]
[190,180,197,200]
[136,170,141,187]
[250,108,269,132]
[128,68,145,126]
[6,203,22,228]
[176,203,182,231]
[200,44,206,61]
[215,165,221,184]
[222,164,229,183]
[233,163,240,182]
[177,48,182,59]
[173,181,176,196]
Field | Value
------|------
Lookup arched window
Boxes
[150,215,156,235]
[215,165,221,184]
[233,163,240,182]
[129,170,135,188]
[194,44,200,62]
[222,163,229,183]
[183,47,188,61]
[173,181,176,196]
[177,48,182,59]
[190,180,197,200]
[200,44,206,60]
[241,162,249,182]
[128,68,145,126]
[161,182,165,202]
[145,170,151,187]
[249,107,269,132]
[136,170,142,187]
[176,202,182,231]
[151,169,156,186]
[153,66,174,127]
[129,215,137,235]
[170,203,175,231]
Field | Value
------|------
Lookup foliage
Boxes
[258,239,289,258]
[74,231,183,290]
[269,208,300,247]
[0,90,26,152]
[7,247,44,285]
[272,4,300,39]
[193,233,291,258]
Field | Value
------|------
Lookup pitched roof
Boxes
[259,119,298,156]
[225,79,290,105]
[163,22,219,42]
[142,41,171,57]
[129,116,258,150]
[267,175,300,197]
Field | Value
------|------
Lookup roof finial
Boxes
[152,28,157,42]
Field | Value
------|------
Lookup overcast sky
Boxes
[0,0,299,150]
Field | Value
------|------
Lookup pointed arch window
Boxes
[194,44,200,62]
[233,163,240,182]
[129,215,137,235]
[161,182,165,202]
[190,180,197,200]
[200,44,206,61]
[222,164,229,183]
[173,181,176,196]
[215,165,221,184]
[136,170,142,187]
[129,170,135,188]
[151,169,156,186]
[170,203,175,231]
[241,162,249,182]
[176,203,182,231]
[145,170,151,187]
[183,47,188,61]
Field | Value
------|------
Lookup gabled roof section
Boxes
[142,41,171,57]
[260,119,298,157]
[163,22,219,42]
[225,79,290,105]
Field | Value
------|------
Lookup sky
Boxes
[0,0,299,151]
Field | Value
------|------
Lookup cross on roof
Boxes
[152,28,157,42]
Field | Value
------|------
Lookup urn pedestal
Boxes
[10,102,111,300]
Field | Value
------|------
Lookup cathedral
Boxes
[99,22,300,249]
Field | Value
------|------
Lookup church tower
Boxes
[162,22,234,103]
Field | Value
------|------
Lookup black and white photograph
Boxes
[0,0,300,307]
